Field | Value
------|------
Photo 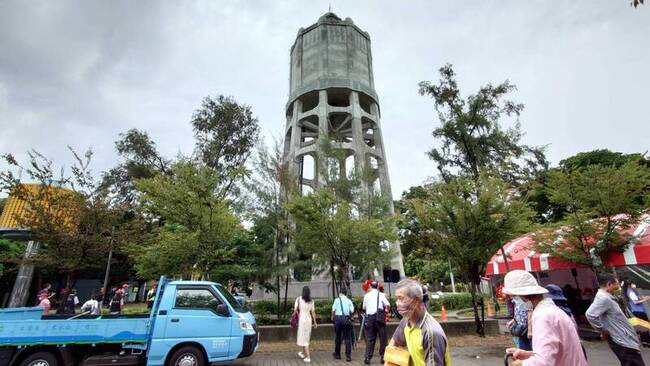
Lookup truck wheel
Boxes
[19,352,59,366]
[168,346,205,366]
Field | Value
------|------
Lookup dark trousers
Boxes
[334,316,352,358]
[364,316,387,360]
[633,312,650,344]
[609,340,646,366]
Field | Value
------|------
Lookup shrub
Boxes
[428,293,473,311]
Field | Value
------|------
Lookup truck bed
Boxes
[0,307,150,346]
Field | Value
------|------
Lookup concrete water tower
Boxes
[282,12,405,278]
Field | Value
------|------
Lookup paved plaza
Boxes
[223,341,650,366]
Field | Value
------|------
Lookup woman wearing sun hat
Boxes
[503,270,588,366]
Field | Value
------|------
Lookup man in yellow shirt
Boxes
[389,279,451,366]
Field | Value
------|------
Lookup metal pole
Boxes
[448,257,456,293]
[8,240,40,307]
[101,227,115,301]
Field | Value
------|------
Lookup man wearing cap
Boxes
[503,270,587,366]
[362,280,390,364]
[545,284,575,321]
[587,272,646,366]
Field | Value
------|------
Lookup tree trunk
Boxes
[65,270,75,289]
[340,263,351,295]
[330,262,337,300]
[282,274,290,316]
[469,282,485,337]
[500,246,511,272]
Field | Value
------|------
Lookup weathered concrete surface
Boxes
[283,12,405,278]
[258,319,500,343]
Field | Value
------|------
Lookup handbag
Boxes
[339,298,353,327]
[290,298,300,328]
[509,320,528,337]
[375,291,386,324]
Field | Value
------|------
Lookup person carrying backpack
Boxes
[109,288,123,315]
[63,289,79,314]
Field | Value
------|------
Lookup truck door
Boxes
[164,286,232,359]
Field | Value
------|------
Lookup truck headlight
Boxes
[240,321,254,331]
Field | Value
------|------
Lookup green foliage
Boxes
[403,250,454,289]
[410,175,533,286]
[534,161,650,268]
[428,293,473,311]
[288,189,396,292]
[0,149,135,287]
[560,149,649,171]
[418,63,546,185]
[101,129,170,208]
[191,95,260,200]
[0,239,25,277]
[132,161,242,279]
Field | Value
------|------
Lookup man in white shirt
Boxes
[362,281,390,364]
[81,294,101,315]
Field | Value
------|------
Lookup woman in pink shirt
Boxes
[503,270,588,366]
[38,290,51,315]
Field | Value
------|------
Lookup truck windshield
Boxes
[215,284,247,313]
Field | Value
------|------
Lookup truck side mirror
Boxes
[216,303,230,317]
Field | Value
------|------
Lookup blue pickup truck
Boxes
[0,277,258,366]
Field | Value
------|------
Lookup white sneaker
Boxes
[303,357,311,363]
[298,352,305,359]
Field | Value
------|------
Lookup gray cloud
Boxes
[1,1,648,199]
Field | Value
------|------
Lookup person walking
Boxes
[507,294,533,351]
[587,273,646,366]
[332,287,355,362]
[362,280,390,364]
[81,294,102,315]
[296,286,317,363]
[147,283,157,309]
[625,281,650,346]
[545,284,574,319]
[503,270,587,366]
[109,286,124,315]
[63,289,79,314]
[37,290,51,315]
[388,279,451,366]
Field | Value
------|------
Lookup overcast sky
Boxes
[1,1,648,199]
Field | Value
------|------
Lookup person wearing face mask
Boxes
[388,279,451,366]
[587,273,646,366]
[506,295,533,351]
[504,270,587,366]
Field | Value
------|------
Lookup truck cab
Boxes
[147,280,258,366]
[0,278,258,366]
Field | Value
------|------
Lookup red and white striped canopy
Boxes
[486,214,650,276]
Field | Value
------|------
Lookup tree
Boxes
[525,150,650,224]
[288,189,396,293]
[534,161,650,268]
[191,95,260,200]
[101,129,170,208]
[560,149,649,171]
[418,64,547,277]
[0,149,131,287]
[418,63,547,186]
[246,140,297,316]
[409,174,533,335]
[132,160,242,280]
